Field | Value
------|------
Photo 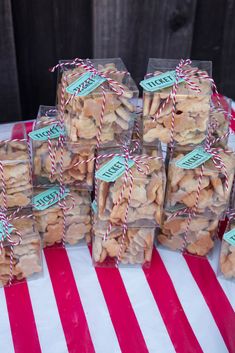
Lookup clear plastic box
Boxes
[96,144,166,227]
[157,211,219,257]
[164,145,235,217]
[57,58,139,147]
[33,187,91,247]
[142,59,212,145]
[31,106,95,189]
[92,223,155,267]
[0,122,33,209]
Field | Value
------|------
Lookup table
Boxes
[0,121,234,353]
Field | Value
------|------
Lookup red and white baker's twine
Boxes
[116,147,134,266]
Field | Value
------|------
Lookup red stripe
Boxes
[4,282,42,353]
[184,254,235,353]
[143,248,204,353]
[44,248,95,353]
[92,252,148,353]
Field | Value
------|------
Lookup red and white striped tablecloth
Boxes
[0,120,234,353]
[1,244,234,353]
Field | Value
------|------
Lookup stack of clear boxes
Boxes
[142,58,235,257]
[57,57,163,267]
[31,106,92,248]
[0,122,42,287]
[31,58,141,252]
[93,144,166,267]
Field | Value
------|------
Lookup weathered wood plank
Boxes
[0,0,21,122]
[11,0,92,120]
[220,0,235,99]
[93,0,197,84]
[190,0,227,92]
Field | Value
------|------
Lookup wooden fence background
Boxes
[0,0,235,122]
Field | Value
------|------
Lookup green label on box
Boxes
[0,222,14,240]
[140,70,184,92]
[66,72,106,96]
[95,156,135,182]
[175,147,212,169]
[91,200,98,214]
[33,186,69,211]
[29,124,65,141]
[223,229,235,246]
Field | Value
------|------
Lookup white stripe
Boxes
[67,245,121,353]
[27,253,68,353]
[0,288,15,353]
[159,248,229,353]
[119,267,176,353]
[209,241,235,311]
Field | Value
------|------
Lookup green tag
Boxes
[95,156,135,182]
[29,124,65,141]
[0,222,14,241]
[66,72,106,96]
[91,200,98,214]
[223,229,235,246]
[140,70,184,92]
[175,147,212,169]
[33,186,69,211]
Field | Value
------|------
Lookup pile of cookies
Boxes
[0,124,42,287]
